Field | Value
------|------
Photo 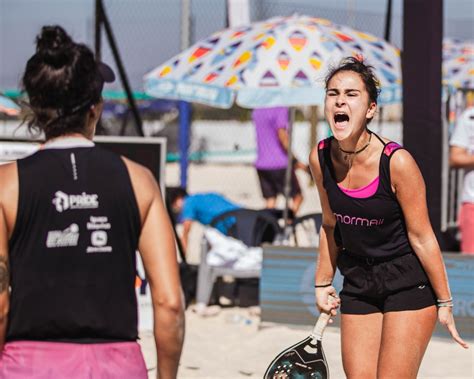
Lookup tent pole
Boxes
[179,101,191,188]
[179,0,192,188]
[98,0,143,136]
[94,0,102,60]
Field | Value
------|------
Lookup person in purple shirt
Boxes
[252,106,306,215]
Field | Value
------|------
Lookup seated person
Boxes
[167,187,241,254]
[449,106,474,254]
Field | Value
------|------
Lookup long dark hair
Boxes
[22,25,105,139]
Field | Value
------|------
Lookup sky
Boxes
[0,0,472,92]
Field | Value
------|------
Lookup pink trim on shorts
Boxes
[0,340,148,379]
[459,202,474,254]
[338,176,380,198]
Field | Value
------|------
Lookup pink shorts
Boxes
[0,341,148,379]
[459,202,474,254]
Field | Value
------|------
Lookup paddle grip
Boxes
[311,295,336,341]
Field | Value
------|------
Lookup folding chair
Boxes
[291,213,322,247]
[196,209,281,306]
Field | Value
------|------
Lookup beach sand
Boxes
[149,163,473,378]
[139,306,473,379]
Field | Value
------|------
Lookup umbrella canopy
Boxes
[144,15,402,108]
[0,95,20,116]
[443,38,474,90]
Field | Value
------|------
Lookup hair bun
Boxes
[36,25,74,68]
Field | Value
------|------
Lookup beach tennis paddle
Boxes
[263,299,334,379]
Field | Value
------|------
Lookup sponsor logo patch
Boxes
[46,223,80,248]
[52,191,99,213]
[334,212,384,226]
[86,216,113,253]
[87,216,111,230]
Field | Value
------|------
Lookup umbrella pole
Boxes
[282,107,295,240]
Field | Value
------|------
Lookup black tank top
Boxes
[7,145,141,342]
[318,133,412,258]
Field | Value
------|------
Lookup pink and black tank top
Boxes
[318,133,412,258]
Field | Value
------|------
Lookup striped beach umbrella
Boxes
[0,95,20,116]
[443,38,474,90]
[144,14,402,108]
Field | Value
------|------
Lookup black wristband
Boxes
[314,283,332,288]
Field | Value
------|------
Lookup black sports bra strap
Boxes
[317,137,332,174]
[379,140,404,197]
[371,131,386,146]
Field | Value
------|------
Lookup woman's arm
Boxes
[124,158,185,378]
[0,207,9,351]
[309,147,341,315]
[449,146,474,169]
[391,150,468,349]
[0,162,18,351]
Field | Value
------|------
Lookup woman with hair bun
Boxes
[0,25,184,379]
[310,57,468,378]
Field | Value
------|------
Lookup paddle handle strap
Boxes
[311,295,336,341]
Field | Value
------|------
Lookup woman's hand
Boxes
[315,286,340,322]
[437,306,469,349]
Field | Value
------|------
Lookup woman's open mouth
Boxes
[334,113,349,129]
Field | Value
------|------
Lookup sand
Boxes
[139,306,473,379]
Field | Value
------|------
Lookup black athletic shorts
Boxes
[337,251,437,314]
[257,167,301,199]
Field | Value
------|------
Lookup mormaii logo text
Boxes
[334,212,384,226]
[52,191,99,213]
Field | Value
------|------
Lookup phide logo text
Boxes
[52,191,99,213]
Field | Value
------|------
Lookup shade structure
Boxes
[0,95,20,116]
[443,38,474,90]
[144,15,402,109]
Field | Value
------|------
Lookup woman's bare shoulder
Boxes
[309,140,328,181]
[389,148,423,189]
[120,156,160,211]
[121,157,156,186]
[0,162,18,198]
[0,161,17,175]
[390,147,417,169]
